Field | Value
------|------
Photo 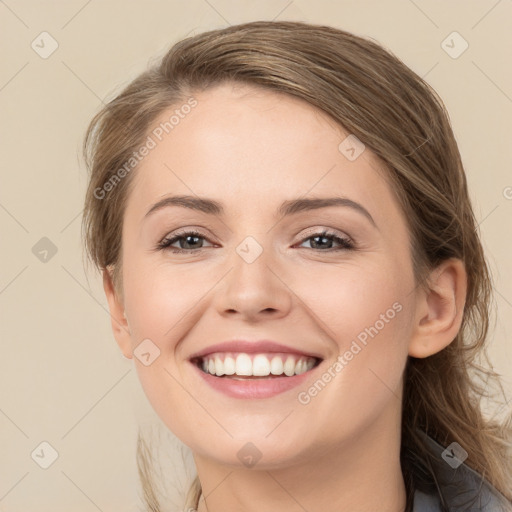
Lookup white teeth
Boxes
[283,356,296,376]
[235,354,252,376]
[199,352,318,377]
[295,359,315,375]
[270,356,284,375]
[252,354,271,376]
[223,355,236,375]
[214,355,224,376]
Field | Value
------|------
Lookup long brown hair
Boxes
[82,21,512,511]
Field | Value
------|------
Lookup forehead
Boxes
[124,82,401,225]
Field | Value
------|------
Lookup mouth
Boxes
[189,352,323,399]
[191,352,322,378]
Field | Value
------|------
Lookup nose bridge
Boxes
[215,234,292,318]
[232,234,272,284]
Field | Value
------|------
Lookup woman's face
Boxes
[110,82,421,468]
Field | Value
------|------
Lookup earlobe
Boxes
[408,258,467,358]
[102,268,133,359]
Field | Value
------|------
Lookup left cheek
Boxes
[350,303,410,397]
[310,271,398,337]
[332,315,408,403]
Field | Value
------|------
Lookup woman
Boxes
[81,21,512,512]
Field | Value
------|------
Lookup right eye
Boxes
[157,230,215,253]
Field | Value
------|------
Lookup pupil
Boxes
[184,235,201,249]
[312,235,331,249]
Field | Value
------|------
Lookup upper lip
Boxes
[188,340,324,360]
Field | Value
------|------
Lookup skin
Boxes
[103,82,467,512]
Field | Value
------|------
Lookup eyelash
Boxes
[156,229,355,254]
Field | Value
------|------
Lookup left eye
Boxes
[296,230,354,251]
[157,229,354,253]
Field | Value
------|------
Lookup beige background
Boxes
[1,1,511,511]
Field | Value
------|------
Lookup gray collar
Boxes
[411,432,510,511]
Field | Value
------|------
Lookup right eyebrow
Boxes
[144,195,223,218]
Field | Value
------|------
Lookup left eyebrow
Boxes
[144,194,377,229]
[277,197,377,228]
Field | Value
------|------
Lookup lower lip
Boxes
[191,361,320,399]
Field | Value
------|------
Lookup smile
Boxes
[190,352,323,399]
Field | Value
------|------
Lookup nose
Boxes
[213,242,293,322]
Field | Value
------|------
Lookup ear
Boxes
[103,268,133,359]
[408,258,467,358]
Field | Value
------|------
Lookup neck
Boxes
[194,412,407,512]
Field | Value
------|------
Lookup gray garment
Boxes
[411,433,511,511]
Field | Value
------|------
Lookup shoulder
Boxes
[413,489,441,511]
[412,431,511,512]
[413,487,510,512]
